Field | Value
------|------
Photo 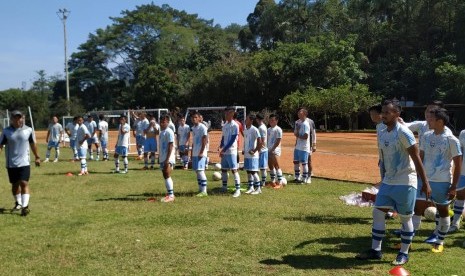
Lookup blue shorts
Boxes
[70,139,77,149]
[136,135,145,146]
[221,154,238,170]
[115,146,128,156]
[293,149,309,163]
[429,181,452,205]
[100,139,108,148]
[87,137,98,145]
[374,183,416,215]
[192,156,207,171]
[78,148,87,159]
[259,151,268,169]
[457,175,465,192]
[144,138,157,153]
[47,141,60,149]
[244,158,259,171]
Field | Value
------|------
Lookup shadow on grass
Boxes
[283,214,371,225]
[260,254,382,270]
[96,190,225,202]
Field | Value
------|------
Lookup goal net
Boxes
[184,106,246,164]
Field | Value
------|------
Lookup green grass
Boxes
[0,146,464,275]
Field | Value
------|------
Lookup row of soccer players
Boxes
[357,100,465,266]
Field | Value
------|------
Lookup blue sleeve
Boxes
[222,134,237,151]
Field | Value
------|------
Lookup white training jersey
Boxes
[77,124,90,149]
[258,123,268,152]
[168,121,176,133]
[84,120,97,137]
[145,120,159,137]
[0,125,35,168]
[420,130,462,182]
[48,123,63,143]
[98,120,109,141]
[159,127,175,163]
[406,120,452,147]
[221,120,239,155]
[267,125,283,156]
[243,125,260,159]
[460,130,465,176]
[135,118,149,136]
[192,123,208,157]
[306,118,317,145]
[117,123,130,147]
[378,122,417,187]
[295,119,310,152]
[66,122,78,140]
[177,124,190,145]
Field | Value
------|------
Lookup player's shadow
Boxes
[283,214,371,225]
[294,236,372,254]
[96,191,200,202]
[260,254,374,270]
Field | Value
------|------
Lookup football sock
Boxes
[22,194,30,208]
[222,171,228,189]
[81,158,87,172]
[261,169,267,186]
[437,216,450,245]
[412,214,422,231]
[165,177,174,196]
[270,168,276,182]
[399,214,414,254]
[55,149,60,159]
[247,174,253,189]
[123,156,128,171]
[197,170,207,193]
[233,171,241,190]
[371,208,386,251]
[294,163,300,179]
[452,199,464,226]
[115,158,120,171]
[253,172,260,189]
[277,169,283,183]
[45,148,51,159]
[15,194,22,206]
[302,163,309,180]
[434,212,440,235]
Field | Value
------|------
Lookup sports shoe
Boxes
[245,187,255,194]
[78,171,87,176]
[292,179,302,184]
[160,195,175,203]
[53,158,58,163]
[251,188,262,195]
[392,252,409,265]
[196,192,208,197]
[265,182,276,188]
[141,166,148,170]
[11,202,22,213]
[424,234,438,244]
[113,170,120,174]
[232,189,241,198]
[304,177,312,184]
[119,170,128,174]
[355,249,382,260]
[150,166,154,170]
[20,206,30,217]
[448,224,460,233]
[43,158,49,163]
[431,243,444,253]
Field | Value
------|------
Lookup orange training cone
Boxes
[389,266,410,276]
[66,172,74,176]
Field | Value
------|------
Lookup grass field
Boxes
[0,146,464,275]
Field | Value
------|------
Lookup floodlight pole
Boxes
[57,8,71,116]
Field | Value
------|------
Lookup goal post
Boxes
[184,106,246,164]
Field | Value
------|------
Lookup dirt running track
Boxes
[35,131,380,184]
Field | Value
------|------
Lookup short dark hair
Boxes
[120,114,127,120]
[269,114,279,120]
[224,106,235,112]
[98,114,105,120]
[160,114,171,122]
[429,107,449,125]
[247,114,256,121]
[256,113,264,120]
[427,100,444,108]
[382,100,402,113]
[368,104,382,114]
[190,111,201,117]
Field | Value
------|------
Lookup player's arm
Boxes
[250,137,261,155]
[270,137,281,153]
[164,142,174,170]
[408,144,431,198]
[199,135,207,158]
[450,155,462,200]
[185,131,191,147]
[29,133,41,165]
[46,127,50,142]
[310,121,317,152]
[65,126,71,137]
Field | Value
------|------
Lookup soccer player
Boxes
[452,128,465,233]
[98,114,109,161]
[356,100,430,266]
[132,111,149,160]
[267,114,284,188]
[293,108,311,184]
[369,104,386,181]
[143,114,159,170]
[243,114,262,195]
[65,116,79,161]
[44,115,63,163]
[114,115,130,174]
[84,115,99,160]
[255,114,268,187]
[219,106,241,198]
[177,116,191,170]
[233,112,244,165]
[159,115,176,202]
[76,116,90,176]
[200,114,211,168]
[0,110,41,216]
[417,108,461,252]
[306,114,317,183]
[190,111,209,196]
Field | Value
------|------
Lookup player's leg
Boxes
[450,176,465,232]
[268,154,276,184]
[259,151,268,188]
[122,149,128,173]
[8,168,22,212]
[230,153,241,197]
[114,151,120,173]
[95,141,100,161]
[306,154,312,183]
[429,182,453,252]
[87,138,94,160]
[44,142,52,162]
[78,147,88,175]
[19,176,31,216]
[301,151,310,184]
[54,143,60,162]
[195,156,208,196]
[392,185,416,265]
[161,162,174,202]
[293,149,301,182]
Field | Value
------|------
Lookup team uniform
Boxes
[159,127,176,200]
[76,123,90,175]
[115,123,130,173]
[84,119,98,160]
[177,123,191,169]
[268,124,283,184]
[143,119,159,169]
[45,122,63,162]
[420,130,461,246]
[134,118,149,157]
[451,130,465,231]
[376,122,387,180]
[66,121,79,160]
[220,120,241,195]
[293,119,310,182]
[192,123,208,195]
[98,119,109,160]
[243,125,261,194]
[258,123,268,186]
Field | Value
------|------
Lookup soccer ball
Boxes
[212,171,222,181]
[424,206,437,221]
[214,163,222,170]
[281,178,287,185]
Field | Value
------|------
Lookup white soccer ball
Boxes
[212,171,222,181]
[281,178,287,185]
[214,163,222,170]
[424,206,437,221]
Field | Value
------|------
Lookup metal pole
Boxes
[57,8,71,116]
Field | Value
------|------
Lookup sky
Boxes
[0,0,258,90]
